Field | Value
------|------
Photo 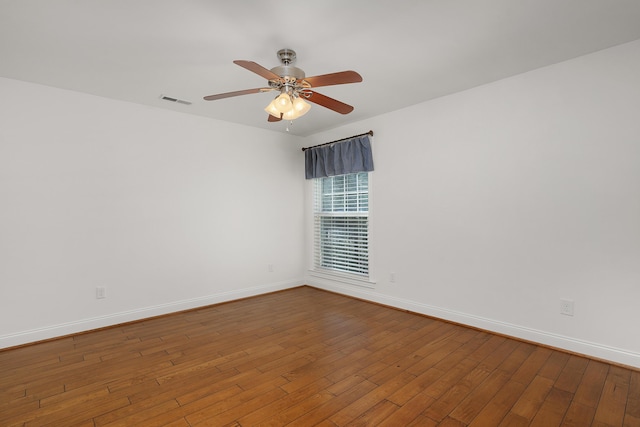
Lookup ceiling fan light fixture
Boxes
[270,93,311,120]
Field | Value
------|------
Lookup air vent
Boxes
[160,94,192,105]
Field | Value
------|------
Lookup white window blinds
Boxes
[313,172,369,276]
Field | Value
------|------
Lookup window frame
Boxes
[309,171,375,288]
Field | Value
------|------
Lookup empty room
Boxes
[1,1,639,426]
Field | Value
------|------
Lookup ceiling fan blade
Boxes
[303,71,362,88]
[234,60,282,81]
[305,91,354,114]
[203,87,272,101]
[267,113,282,122]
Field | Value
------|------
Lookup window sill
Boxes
[307,269,376,289]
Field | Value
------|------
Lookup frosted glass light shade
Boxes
[264,99,281,118]
[274,93,292,113]
[292,97,311,116]
[283,108,300,120]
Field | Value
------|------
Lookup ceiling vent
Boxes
[160,94,192,105]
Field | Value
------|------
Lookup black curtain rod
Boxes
[301,130,374,152]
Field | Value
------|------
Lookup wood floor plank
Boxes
[592,366,631,426]
[466,334,508,364]
[572,360,610,408]
[448,370,511,424]
[43,396,139,427]
[438,416,468,426]
[406,413,438,426]
[510,347,553,385]
[343,399,399,426]
[0,286,637,426]
[5,388,119,427]
[507,374,555,421]
[530,387,573,427]
[422,366,491,422]
[497,342,538,376]
[99,399,181,427]
[377,391,435,426]
[236,377,333,425]
[468,380,527,426]
[284,377,379,425]
[186,377,288,426]
[387,366,447,406]
[538,350,571,381]
[256,389,336,425]
[421,357,482,400]
[627,370,640,423]
[624,415,640,427]
[322,348,376,384]
[477,337,521,372]
[329,371,415,426]
[555,354,590,393]
[561,401,597,427]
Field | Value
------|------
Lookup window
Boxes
[313,172,369,276]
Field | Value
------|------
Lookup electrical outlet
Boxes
[96,287,106,299]
[560,299,574,316]
[389,272,396,283]
[268,264,274,273]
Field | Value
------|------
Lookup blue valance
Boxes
[304,134,374,179]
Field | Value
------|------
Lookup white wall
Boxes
[0,77,306,348]
[306,40,640,368]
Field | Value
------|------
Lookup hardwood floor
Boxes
[1,286,638,426]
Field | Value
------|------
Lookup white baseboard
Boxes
[307,279,640,369]
[0,279,303,350]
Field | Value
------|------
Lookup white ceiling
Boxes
[2,0,640,137]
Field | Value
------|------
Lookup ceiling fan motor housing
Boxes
[271,48,305,81]
[271,65,305,80]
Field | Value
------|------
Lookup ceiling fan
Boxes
[203,49,362,122]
